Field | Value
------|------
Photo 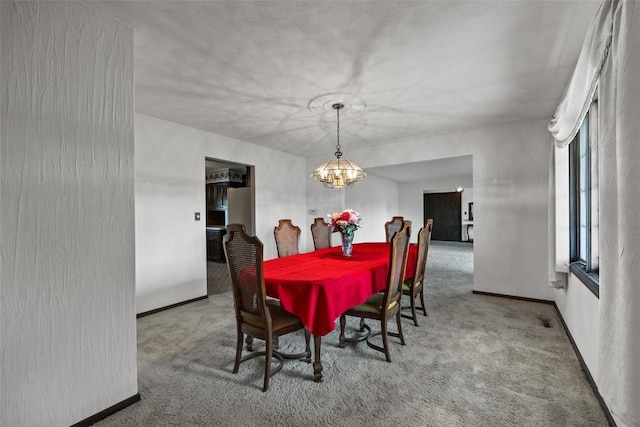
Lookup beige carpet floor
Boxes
[96,242,608,426]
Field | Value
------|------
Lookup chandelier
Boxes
[312,103,366,189]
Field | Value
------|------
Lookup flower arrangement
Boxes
[329,209,362,236]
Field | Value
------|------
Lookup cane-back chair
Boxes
[274,219,301,257]
[384,216,405,242]
[401,219,433,326]
[339,222,411,362]
[402,220,412,237]
[310,217,332,250]
[225,224,310,392]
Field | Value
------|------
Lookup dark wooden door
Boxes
[423,192,462,241]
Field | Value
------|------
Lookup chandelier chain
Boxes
[334,104,342,158]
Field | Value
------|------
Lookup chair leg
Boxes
[263,332,272,392]
[396,311,406,346]
[339,315,346,348]
[419,287,428,316]
[303,328,311,362]
[233,330,243,374]
[410,292,419,326]
[359,317,366,332]
[381,319,391,362]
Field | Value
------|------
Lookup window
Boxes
[568,101,599,296]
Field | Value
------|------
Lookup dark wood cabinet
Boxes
[206,183,229,227]
[207,228,226,263]
[214,184,227,209]
[206,184,213,209]
[207,183,228,209]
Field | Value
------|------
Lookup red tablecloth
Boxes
[263,242,417,337]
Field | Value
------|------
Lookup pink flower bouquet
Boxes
[329,209,362,236]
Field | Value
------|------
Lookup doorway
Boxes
[204,157,255,294]
[423,192,462,241]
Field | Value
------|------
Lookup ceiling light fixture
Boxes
[312,103,366,189]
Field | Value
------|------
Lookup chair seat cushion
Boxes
[349,293,398,315]
[402,280,422,292]
[266,297,281,306]
[244,304,301,331]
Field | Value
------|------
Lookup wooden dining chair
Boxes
[384,216,405,242]
[225,224,311,392]
[310,217,332,250]
[401,219,433,326]
[402,219,412,237]
[274,219,301,257]
[339,222,411,362]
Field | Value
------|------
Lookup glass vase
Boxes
[341,232,354,257]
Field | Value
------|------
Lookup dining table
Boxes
[262,242,418,382]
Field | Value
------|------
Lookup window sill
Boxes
[569,263,599,298]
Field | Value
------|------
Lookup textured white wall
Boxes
[1,2,137,426]
[303,171,345,251]
[344,174,401,244]
[554,275,600,383]
[471,124,551,300]
[135,114,307,313]
[345,119,554,301]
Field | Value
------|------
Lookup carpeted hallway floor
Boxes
[207,260,231,295]
[96,242,608,426]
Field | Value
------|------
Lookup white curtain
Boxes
[548,0,613,147]
[598,2,640,425]
[550,1,640,425]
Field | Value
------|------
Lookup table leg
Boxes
[313,335,323,382]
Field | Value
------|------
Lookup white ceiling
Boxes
[90,1,598,180]
[366,155,472,184]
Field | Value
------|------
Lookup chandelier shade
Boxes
[311,102,366,189]
[312,158,367,189]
